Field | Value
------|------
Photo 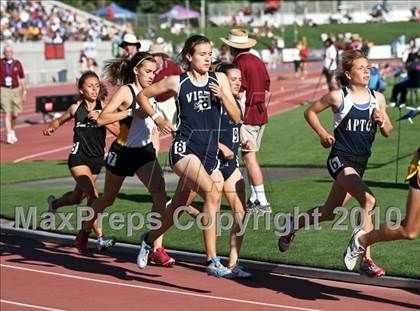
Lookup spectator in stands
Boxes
[119,33,140,59]
[390,51,420,105]
[0,45,27,144]
[148,43,183,152]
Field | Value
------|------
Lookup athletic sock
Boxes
[254,184,268,206]
[249,186,257,203]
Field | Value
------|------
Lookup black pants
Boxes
[323,68,335,91]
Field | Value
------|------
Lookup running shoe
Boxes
[360,258,385,277]
[256,201,272,214]
[47,195,57,214]
[278,230,295,253]
[205,257,231,277]
[97,236,115,252]
[225,265,252,279]
[343,228,366,271]
[148,247,176,266]
[75,229,89,253]
[137,232,153,269]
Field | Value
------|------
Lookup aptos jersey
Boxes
[332,87,379,157]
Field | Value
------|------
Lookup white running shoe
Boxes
[97,236,115,252]
[11,131,18,143]
[137,232,153,269]
[343,228,366,271]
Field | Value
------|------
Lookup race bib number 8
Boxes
[174,141,186,155]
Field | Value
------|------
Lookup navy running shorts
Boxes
[327,152,369,180]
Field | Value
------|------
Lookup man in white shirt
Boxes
[322,38,338,91]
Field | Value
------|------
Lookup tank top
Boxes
[72,99,106,157]
[332,87,378,157]
[175,72,222,156]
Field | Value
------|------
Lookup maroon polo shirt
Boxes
[0,58,25,88]
[234,52,270,125]
[153,59,182,102]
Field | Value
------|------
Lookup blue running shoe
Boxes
[205,257,230,277]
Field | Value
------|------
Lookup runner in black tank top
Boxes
[77,53,175,266]
[72,99,106,158]
[43,71,119,252]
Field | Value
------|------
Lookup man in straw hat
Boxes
[221,29,272,214]
[119,33,141,59]
[149,43,182,152]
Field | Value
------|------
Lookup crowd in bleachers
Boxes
[0,0,122,43]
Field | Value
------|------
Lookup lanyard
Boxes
[4,60,14,76]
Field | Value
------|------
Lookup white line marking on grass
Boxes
[0,299,65,311]
[1,264,321,311]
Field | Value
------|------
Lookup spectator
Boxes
[0,45,27,144]
[221,29,272,213]
[298,38,309,79]
[322,38,338,91]
[390,52,420,105]
[119,33,141,59]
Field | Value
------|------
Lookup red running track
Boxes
[1,69,326,163]
[1,232,419,311]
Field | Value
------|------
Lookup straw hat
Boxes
[119,33,141,48]
[148,44,169,58]
[220,29,257,49]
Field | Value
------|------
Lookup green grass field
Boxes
[1,102,419,278]
[137,21,420,49]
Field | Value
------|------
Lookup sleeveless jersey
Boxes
[175,72,222,157]
[116,83,156,148]
[219,101,242,155]
[332,87,378,157]
[72,100,106,157]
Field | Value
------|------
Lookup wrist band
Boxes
[151,112,162,121]
[127,108,133,117]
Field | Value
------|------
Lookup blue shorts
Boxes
[219,157,238,181]
[169,137,219,175]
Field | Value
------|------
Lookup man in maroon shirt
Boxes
[149,43,182,152]
[0,46,27,144]
[221,29,271,213]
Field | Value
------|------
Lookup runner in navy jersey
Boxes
[43,71,118,252]
[278,49,393,277]
[185,63,253,278]
[136,35,240,277]
[75,53,175,266]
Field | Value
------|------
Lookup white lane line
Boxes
[12,145,72,163]
[0,299,65,311]
[1,264,321,311]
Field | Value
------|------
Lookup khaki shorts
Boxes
[156,96,178,126]
[240,124,266,152]
[1,87,22,113]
